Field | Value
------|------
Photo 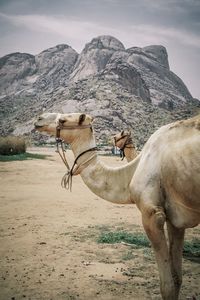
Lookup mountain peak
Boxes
[70,36,125,82]
[83,35,125,52]
[35,44,78,75]
[142,45,169,69]
[37,44,74,55]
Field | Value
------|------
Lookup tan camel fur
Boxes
[34,112,200,300]
[114,130,138,162]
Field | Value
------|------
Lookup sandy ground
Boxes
[0,147,199,300]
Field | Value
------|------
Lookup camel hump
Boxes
[169,114,200,131]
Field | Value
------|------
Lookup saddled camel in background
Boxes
[34,112,200,300]
[113,130,137,162]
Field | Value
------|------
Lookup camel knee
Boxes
[154,209,166,229]
[144,206,166,230]
[142,207,166,251]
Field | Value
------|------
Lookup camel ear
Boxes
[78,113,86,125]
[121,130,124,136]
[88,116,94,123]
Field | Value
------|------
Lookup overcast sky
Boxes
[0,0,200,99]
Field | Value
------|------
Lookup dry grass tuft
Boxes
[0,136,26,155]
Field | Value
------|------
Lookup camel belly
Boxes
[165,197,200,228]
[161,146,200,229]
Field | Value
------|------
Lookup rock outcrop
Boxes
[70,36,125,81]
[0,35,199,148]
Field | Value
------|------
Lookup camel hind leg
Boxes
[167,221,185,299]
[140,190,176,299]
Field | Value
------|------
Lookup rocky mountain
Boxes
[0,35,199,148]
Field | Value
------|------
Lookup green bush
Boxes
[0,136,26,155]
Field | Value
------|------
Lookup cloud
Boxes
[1,12,200,52]
[0,13,96,52]
[128,24,200,49]
[0,13,115,51]
[0,12,81,37]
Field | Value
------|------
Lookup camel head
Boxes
[113,130,131,149]
[34,112,61,135]
[34,112,94,144]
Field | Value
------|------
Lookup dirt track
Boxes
[0,147,199,300]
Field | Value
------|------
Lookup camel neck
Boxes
[70,131,97,159]
[68,133,140,204]
[80,154,140,204]
[124,147,137,162]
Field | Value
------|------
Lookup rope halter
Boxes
[114,133,134,160]
[55,122,97,191]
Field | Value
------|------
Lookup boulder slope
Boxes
[0,35,199,148]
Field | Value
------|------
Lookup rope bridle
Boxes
[55,123,97,191]
[115,133,134,160]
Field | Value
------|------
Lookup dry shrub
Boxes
[0,136,26,155]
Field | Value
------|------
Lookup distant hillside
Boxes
[0,35,199,148]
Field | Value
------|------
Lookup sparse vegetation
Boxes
[97,230,150,248]
[183,238,200,259]
[121,250,136,261]
[0,136,51,161]
[0,136,26,155]
[97,230,200,260]
[0,152,49,162]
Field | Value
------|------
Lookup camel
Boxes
[34,112,200,300]
[113,130,138,162]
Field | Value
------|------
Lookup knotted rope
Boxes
[55,124,97,191]
[60,146,97,191]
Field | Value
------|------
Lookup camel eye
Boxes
[38,116,43,121]
[59,118,65,124]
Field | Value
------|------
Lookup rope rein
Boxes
[55,138,70,170]
[60,147,97,191]
[55,123,97,191]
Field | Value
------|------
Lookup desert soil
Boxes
[0,147,199,300]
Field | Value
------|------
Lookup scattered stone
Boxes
[39,242,47,245]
